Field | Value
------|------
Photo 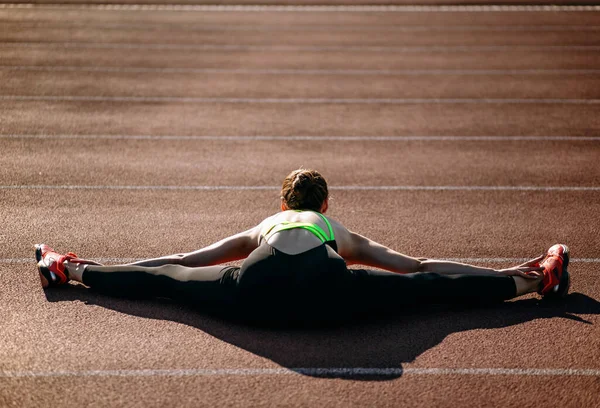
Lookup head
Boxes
[280,168,329,213]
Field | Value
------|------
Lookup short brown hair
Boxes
[280,168,328,212]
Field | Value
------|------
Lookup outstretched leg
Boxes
[349,269,543,311]
[35,243,240,308]
[64,261,240,307]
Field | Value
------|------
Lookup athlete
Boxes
[35,168,570,325]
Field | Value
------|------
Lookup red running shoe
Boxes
[537,244,570,299]
[35,244,79,288]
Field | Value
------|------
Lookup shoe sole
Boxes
[544,244,570,300]
[36,261,51,288]
[34,244,43,263]
[34,245,47,288]
[35,244,64,288]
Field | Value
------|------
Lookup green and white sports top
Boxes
[260,210,337,250]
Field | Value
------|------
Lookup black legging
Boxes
[82,243,517,325]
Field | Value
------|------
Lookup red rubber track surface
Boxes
[1,4,600,408]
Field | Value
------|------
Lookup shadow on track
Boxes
[46,288,600,381]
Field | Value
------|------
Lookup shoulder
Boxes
[252,212,285,239]
[257,212,284,229]
[321,216,374,262]
[323,215,346,232]
[322,215,353,249]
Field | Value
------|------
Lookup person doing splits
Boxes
[35,168,570,325]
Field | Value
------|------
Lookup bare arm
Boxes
[417,259,501,276]
[339,230,542,278]
[338,231,421,274]
[129,226,261,268]
[414,257,543,278]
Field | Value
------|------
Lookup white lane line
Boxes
[3,42,599,52]
[3,66,600,76]
[2,185,599,192]
[1,4,600,12]
[333,186,600,191]
[7,23,600,32]
[443,258,600,263]
[0,367,599,378]
[3,258,141,264]
[3,257,600,264]
[2,96,599,105]
[2,135,600,141]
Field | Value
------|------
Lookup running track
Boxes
[1,3,600,407]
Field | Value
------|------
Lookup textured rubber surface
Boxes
[1,4,600,408]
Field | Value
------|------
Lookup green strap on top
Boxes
[262,210,335,243]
